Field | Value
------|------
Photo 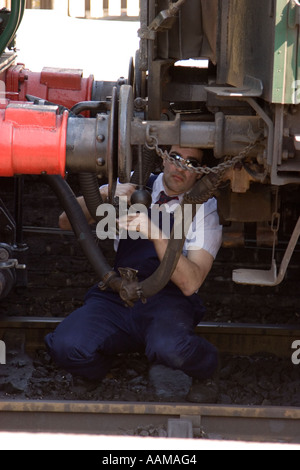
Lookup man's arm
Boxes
[59,195,94,231]
[59,183,136,231]
[122,212,214,296]
[153,239,214,296]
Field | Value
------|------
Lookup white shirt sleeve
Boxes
[183,198,223,259]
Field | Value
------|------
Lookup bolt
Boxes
[0,249,9,262]
[97,134,105,143]
[117,77,126,86]
[97,158,105,167]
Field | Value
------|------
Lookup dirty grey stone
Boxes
[0,353,34,395]
[149,364,192,401]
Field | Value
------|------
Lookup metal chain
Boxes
[145,136,259,176]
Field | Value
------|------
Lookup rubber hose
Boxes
[138,202,195,299]
[139,172,221,299]
[79,173,103,223]
[130,146,158,187]
[43,175,112,280]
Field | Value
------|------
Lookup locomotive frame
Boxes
[0,0,299,303]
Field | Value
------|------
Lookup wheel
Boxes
[118,85,134,183]
[107,86,118,203]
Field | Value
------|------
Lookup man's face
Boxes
[162,146,204,195]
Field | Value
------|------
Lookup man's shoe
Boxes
[187,378,219,404]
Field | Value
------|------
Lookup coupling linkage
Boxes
[146,136,260,178]
[98,267,146,308]
[118,267,147,308]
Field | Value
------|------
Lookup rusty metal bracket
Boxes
[205,76,263,99]
[233,216,300,286]
[147,0,187,33]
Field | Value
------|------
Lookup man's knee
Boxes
[146,333,219,378]
[146,334,190,368]
[45,332,94,369]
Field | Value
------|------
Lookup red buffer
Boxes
[0,102,68,177]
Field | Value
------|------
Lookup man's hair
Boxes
[201,149,219,167]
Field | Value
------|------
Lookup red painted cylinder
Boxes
[0,102,68,177]
[5,64,94,111]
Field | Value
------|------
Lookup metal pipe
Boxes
[66,116,108,174]
[14,176,24,247]
[70,101,107,116]
[0,0,24,56]
[180,121,216,148]
[0,269,16,300]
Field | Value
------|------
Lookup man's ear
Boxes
[196,163,206,180]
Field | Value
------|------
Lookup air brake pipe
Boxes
[117,172,221,306]
[78,173,103,223]
[43,175,115,281]
[139,173,220,298]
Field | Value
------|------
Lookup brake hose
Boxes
[43,175,114,280]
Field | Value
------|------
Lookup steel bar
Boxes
[0,318,299,358]
[0,400,299,443]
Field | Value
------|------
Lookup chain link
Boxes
[145,136,259,176]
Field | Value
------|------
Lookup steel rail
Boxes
[0,400,299,443]
[0,317,299,358]
[1,318,300,443]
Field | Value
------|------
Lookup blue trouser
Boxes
[45,283,218,381]
[45,204,219,381]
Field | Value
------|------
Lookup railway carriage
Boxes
[0,0,299,305]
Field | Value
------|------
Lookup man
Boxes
[45,146,223,401]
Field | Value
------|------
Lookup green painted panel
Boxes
[273,0,300,104]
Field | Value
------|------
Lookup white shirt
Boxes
[151,173,223,259]
[108,174,223,259]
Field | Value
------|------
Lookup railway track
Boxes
[0,317,300,445]
[0,317,299,358]
[0,399,299,444]
[0,400,299,444]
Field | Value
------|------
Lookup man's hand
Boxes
[118,212,152,240]
[59,183,137,231]
[100,183,137,205]
[117,211,214,297]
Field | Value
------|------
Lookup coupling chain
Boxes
[145,137,258,177]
